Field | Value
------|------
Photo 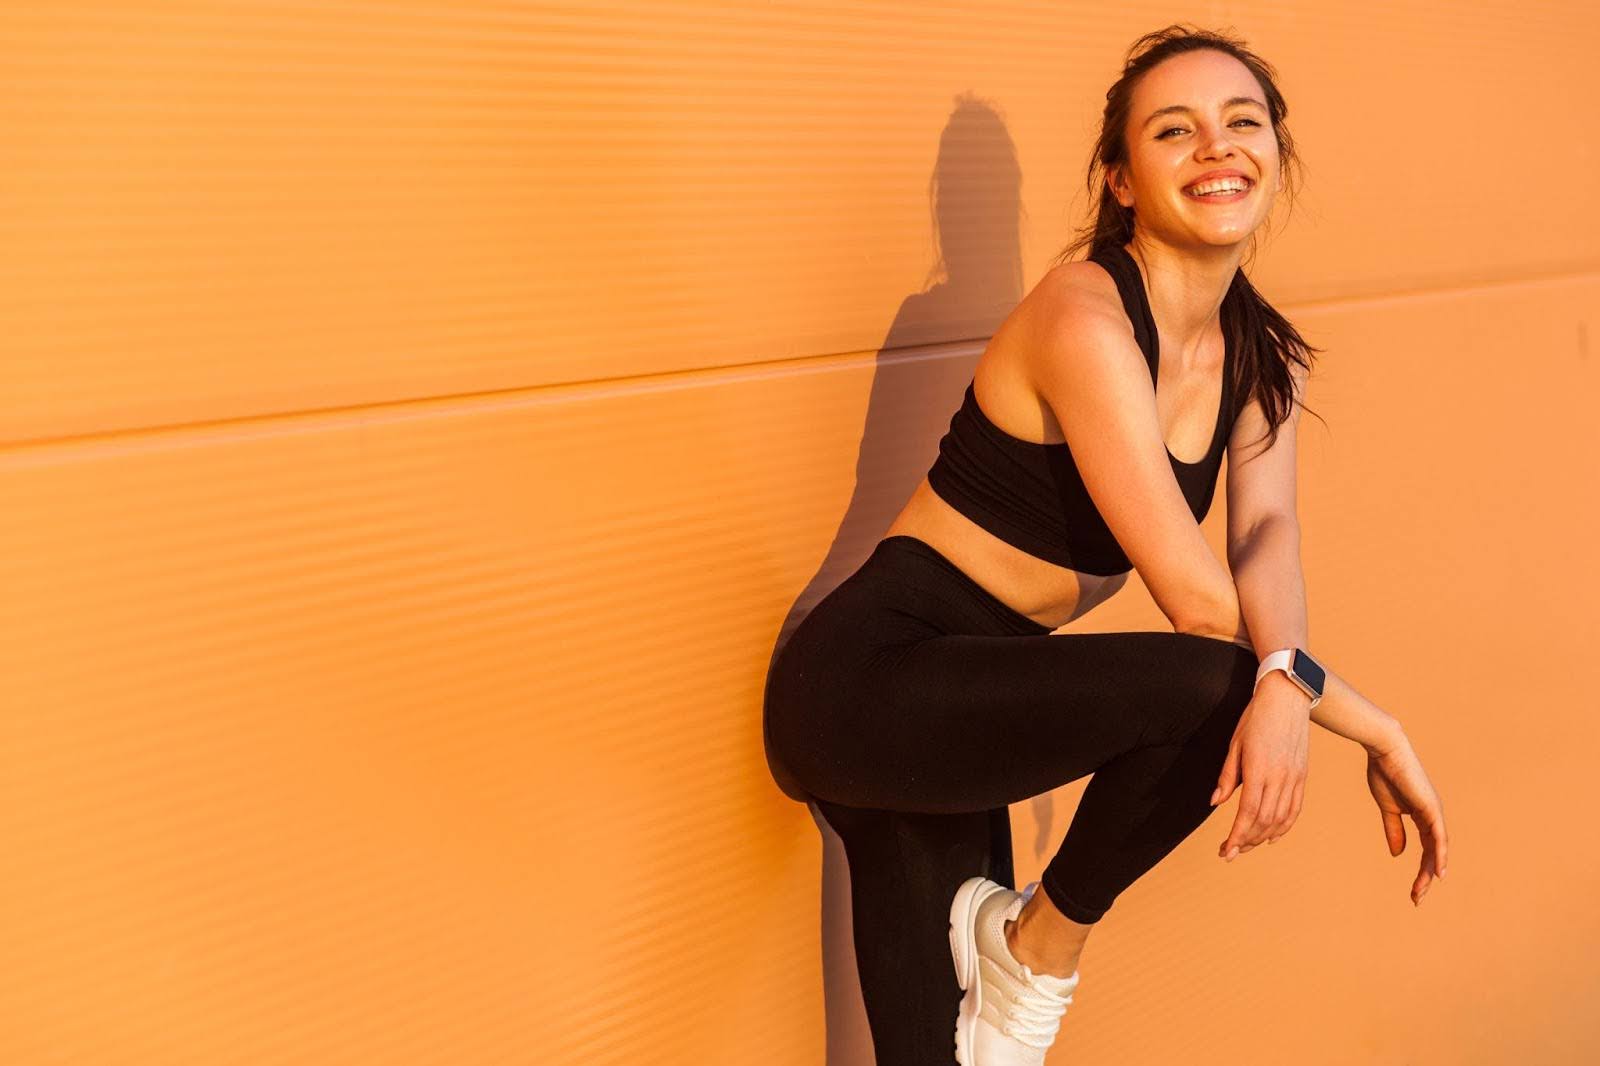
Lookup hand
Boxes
[1366,734,1449,906]
[1210,674,1311,861]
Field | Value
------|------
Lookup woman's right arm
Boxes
[1027,290,1241,638]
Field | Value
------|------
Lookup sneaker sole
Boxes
[949,875,1007,1066]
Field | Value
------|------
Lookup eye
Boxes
[1156,118,1263,139]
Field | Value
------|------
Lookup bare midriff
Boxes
[882,478,1129,632]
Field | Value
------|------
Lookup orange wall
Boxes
[4,4,1597,1064]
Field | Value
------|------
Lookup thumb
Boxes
[1211,744,1240,806]
[1382,809,1407,856]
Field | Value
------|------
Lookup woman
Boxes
[763,24,1449,1066]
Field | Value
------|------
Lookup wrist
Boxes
[1363,716,1408,759]
[1256,668,1314,710]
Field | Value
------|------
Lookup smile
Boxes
[1183,178,1253,202]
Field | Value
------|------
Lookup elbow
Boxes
[1173,618,1235,642]
[1170,587,1244,642]
[1227,514,1300,569]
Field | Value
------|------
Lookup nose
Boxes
[1196,122,1237,161]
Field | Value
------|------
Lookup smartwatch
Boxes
[1254,648,1326,709]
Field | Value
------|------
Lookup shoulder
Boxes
[1020,259,1144,388]
[1034,257,1121,314]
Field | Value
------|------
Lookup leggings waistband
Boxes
[869,535,1054,637]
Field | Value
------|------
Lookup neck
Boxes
[1121,239,1242,368]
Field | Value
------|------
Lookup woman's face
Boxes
[1111,49,1282,250]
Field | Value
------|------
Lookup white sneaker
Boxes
[949,877,1079,1065]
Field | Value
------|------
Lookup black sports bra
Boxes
[924,243,1237,576]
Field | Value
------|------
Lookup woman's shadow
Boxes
[763,94,1060,1065]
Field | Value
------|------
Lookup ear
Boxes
[1107,164,1133,209]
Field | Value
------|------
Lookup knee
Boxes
[1193,637,1260,715]
[1176,632,1257,689]
[1197,640,1260,746]
[1143,635,1259,746]
[1231,641,1262,700]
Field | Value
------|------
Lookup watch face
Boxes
[1291,649,1326,696]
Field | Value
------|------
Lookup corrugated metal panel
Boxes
[4,2,1597,441]
[7,275,1599,1062]
[4,3,1599,1064]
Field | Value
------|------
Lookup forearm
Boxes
[1217,516,1403,754]
[1181,516,1303,647]
[1310,666,1405,756]
[1226,515,1308,659]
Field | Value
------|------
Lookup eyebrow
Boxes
[1142,96,1268,128]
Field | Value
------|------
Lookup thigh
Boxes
[802,628,1257,813]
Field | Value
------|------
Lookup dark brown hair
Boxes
[1053,24,1323,454]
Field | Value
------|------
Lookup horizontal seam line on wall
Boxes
[0,339,988,464]
[5,265,1598,460]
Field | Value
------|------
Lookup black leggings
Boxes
[763,535,1259,1063]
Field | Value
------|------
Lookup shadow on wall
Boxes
[761,93,1057,1066]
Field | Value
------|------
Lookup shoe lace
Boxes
[1000,973,1073,1049]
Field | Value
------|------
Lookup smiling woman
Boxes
[763,22,1450,1066]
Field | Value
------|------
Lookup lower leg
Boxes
[1006,888,1094,978]
[1014,682,1253,976]
[817,801,1016,1065]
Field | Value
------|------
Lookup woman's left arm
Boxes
[1231,513,1308,667]
[1219,370,1403,760]
[1222,363,1311,663]
[1211,514,1317,858]
[1210,367,1319,859]
[1216,435,1408,857]
[1213,371,1437,898]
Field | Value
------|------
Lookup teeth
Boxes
[1187,178,1248,196]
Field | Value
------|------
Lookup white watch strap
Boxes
[1254,648,1295,688]
[1255,647,1322,708]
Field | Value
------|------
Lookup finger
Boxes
[1263,774,1294,844]
[1245,779,1284,851]
[1224,776,1266,859]
[1267,780,1297,843]
[1420,813,1446,881]
[1413,851,1437,904]
[1225,779,1261,856]
[1415,823,1437,889]
[1273,777,1296,836]
[1261,778,1286,842]
[1427,809,1448,878]
[1268,779,1304,846]
[1382,809,1406,856]
[1211,743,1240,807]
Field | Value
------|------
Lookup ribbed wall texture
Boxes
[4,3,1598,1064]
